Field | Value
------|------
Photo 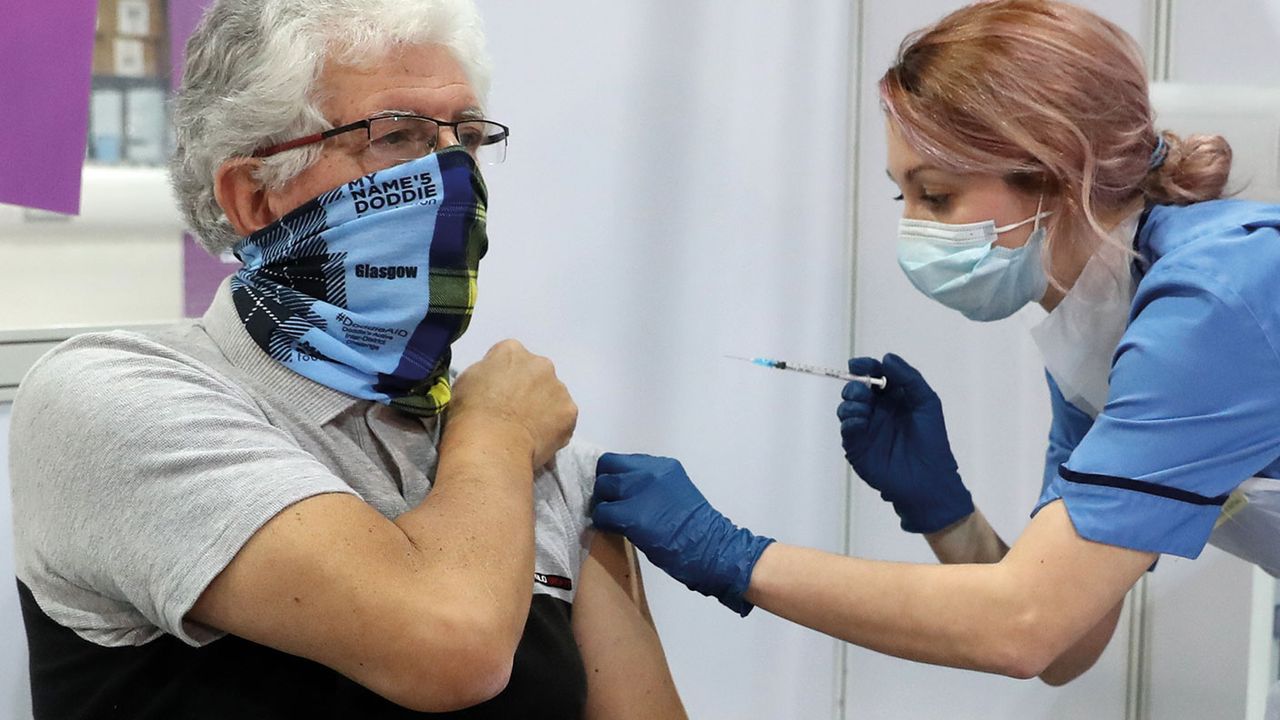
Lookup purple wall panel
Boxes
[0,0,98,214]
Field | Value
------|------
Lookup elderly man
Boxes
[8,1,685,718]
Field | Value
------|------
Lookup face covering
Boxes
[897,200,1051,321]
[231,146,488,417]
[1029,209,1141,418]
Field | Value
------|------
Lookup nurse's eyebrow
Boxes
[892,163,940,184]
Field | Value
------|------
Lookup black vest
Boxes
[18,580,586,719]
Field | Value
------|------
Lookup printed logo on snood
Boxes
[347,169,439,215]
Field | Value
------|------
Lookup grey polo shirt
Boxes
[9,279,601,649]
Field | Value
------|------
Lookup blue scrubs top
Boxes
[1034,199,1280,559]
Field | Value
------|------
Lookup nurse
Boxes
[592,0,1280,685]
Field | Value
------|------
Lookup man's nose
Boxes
[437,126,461,149]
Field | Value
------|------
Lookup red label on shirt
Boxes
[534,572,573,590]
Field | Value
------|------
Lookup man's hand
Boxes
[450,339,578,468]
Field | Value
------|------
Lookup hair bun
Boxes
[1142,132,1232,205]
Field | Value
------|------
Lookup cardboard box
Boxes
[92,0,167,78]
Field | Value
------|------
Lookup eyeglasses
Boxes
[252,113,510,166]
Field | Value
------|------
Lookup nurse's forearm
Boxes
[925,508,1009,564]
[743,502,1153,680]
[744,544,1042,677]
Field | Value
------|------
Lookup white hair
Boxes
[169,0,492,254]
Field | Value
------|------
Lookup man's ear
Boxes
[214,158,276,236]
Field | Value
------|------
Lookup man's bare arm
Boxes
[574,533,686,719]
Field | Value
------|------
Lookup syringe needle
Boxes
[726,354,887,389]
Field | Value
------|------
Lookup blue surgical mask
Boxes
[896,201,1051,322]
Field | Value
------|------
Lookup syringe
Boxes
[726,356,888,389]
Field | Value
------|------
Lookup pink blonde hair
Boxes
[880,0,1232,283]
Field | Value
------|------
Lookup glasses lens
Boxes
[456,121,508,165]
[368,116,438,163]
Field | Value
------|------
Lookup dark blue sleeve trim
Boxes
[1058,465,1230,507]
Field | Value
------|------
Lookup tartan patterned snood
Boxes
[230,147,488,417]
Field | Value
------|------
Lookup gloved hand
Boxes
[838,353,974,534]
[592,453,774,616]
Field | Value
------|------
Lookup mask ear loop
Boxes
[993,194,1051,235]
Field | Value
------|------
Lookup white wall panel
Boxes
[0,168,184,331]
[1145,549,1256,720]
[463,3,856,718]
[1170,0,1280,85]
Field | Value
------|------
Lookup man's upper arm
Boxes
[573,533,686,720]
[186,492,442,693]
[9,334,356,645]
[10,335,444,699]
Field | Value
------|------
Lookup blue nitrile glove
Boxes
[592,453,774,616]
[837,353,974,534]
